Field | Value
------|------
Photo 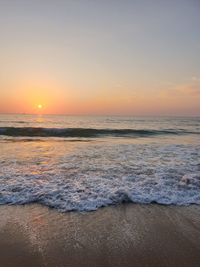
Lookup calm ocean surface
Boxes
[0,114,200,211]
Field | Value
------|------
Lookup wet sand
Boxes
[0,204,199,267]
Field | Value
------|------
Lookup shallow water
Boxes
[0,115,200,211]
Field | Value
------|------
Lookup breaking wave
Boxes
[0,143,200,211]
[0,127,199,138]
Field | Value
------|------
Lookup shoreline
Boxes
[0,203,200,267]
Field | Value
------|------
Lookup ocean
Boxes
[0,114,199,211]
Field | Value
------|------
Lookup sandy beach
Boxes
[0,204,199,267]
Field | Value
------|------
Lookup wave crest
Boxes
[0,127,198,138]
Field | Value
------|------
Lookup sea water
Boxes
[0,114,199,211]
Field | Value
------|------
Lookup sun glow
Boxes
[37,104,42,109]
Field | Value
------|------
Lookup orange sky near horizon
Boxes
[0,1,200,116]
[0,77,200,116]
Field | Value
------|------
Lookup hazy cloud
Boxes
[176,84,200,95]
[192,76,200,81]
[160,81,200,97]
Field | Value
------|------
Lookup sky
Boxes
[0,0,200,116]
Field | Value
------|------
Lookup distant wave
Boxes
[0,121,26,124]
[0,127,199,138]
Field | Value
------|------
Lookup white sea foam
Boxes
[0,142,200,211]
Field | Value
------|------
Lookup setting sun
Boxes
[37,104,42,109]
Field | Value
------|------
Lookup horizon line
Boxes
[0,112,199,118]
